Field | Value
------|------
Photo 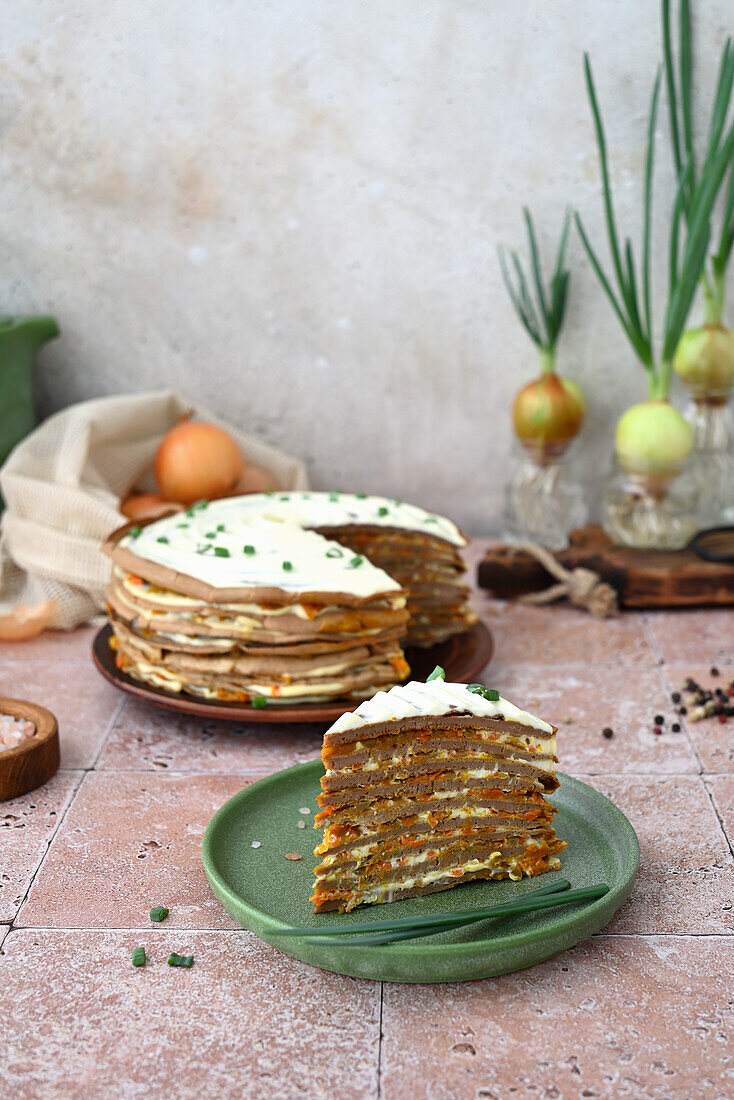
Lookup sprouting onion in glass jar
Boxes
[575,49,734,546]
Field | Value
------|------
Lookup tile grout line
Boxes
[376,982,384,1100]
[2,925,732,937]
[3,768,86,939]
[6,690,126,933]
[647,622,734,856]
[90,694,127,771]
[702,778,734,859]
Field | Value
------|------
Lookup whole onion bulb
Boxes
[615,401,693,477]
[512,374,586,457]
[155,420,244,504]
[673,324,734,397]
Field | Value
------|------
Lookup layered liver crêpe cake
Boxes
[312,669,565,912]
[102,492,476,705]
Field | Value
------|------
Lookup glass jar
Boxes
[601,458,699,549]
[684,389,734,526]
[503,441,587,551]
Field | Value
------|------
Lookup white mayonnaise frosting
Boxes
[119,492,464,598]
[327,679,554,735]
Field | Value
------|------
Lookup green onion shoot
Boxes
[499,207,585,459]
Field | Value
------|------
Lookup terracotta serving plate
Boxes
[0,697,59,801]
[92,621,494,724]
[202,763,639,982]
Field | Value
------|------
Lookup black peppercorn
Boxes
[602,727,614,739]
[711,667,720,677]
[654,714,664,725]
[671,722,680,732]
[671,692,681,703]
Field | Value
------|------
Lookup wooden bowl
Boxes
[0,698,59,802]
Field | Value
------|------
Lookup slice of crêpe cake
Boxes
[312,667,566,913]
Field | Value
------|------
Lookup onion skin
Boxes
[673,324,734,396]
[512,374,585,457]
[155,422,244,505]
[120,494,182,521]
[615,401,693,477]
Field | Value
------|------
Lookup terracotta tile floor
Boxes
[1,540,733,1097]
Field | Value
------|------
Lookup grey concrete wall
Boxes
[0,0,731,531]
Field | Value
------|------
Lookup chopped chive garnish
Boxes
[131,947,146,967]
[156,536,169,544]
[216,523,225,532]
[214,546,230,558]
[167,953,194,968]
[176,523,189,529]
[149,906,169,922]
[129,526,142,538]
[196,543,213,554]
[279,495,290,501]
[422,517,438,524]
[328,492,340,502]
[251,696,268,709]
[356,493,367,499]
[243,544,256,555]
[326,547,344,558]
[468,684,500,702]
[347,556,364,568]
[427,666,445,682]
[377,506,389,517]
[282,561,293,571]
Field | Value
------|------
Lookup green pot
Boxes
[0,315,59,468]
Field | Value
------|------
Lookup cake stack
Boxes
[312,670,564,912]
[314,522,473,647]
[102,492,473,706]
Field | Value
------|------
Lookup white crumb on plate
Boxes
[297,820,306,829]
[251,841,262,849]
[299,807,311,815]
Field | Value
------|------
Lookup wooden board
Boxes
[477,525,734,609]
[92,621,494,725]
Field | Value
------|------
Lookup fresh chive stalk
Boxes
[302,885,609,946]
[272,878,571,938]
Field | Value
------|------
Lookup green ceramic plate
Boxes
[202,762,638,983]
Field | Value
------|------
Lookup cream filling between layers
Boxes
[121,656,397,701]
[318,825,548,869]
[118,570,406,622]
[325,739,557,778]
[355,848,555,903]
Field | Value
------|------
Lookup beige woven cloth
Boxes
[0,391,309,629]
